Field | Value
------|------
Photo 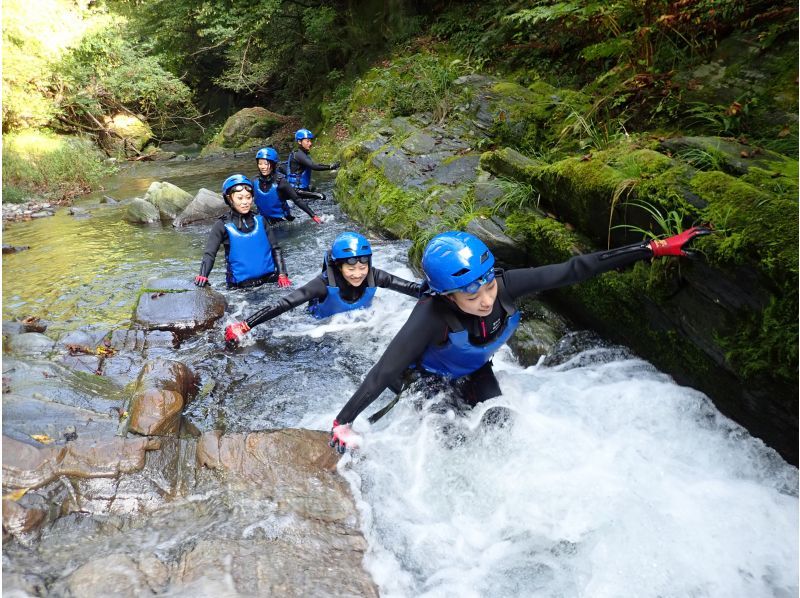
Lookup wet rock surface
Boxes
[173,187,227,226]
[2,297,378,595]
[2,432,377,597]
[134,278,227,332]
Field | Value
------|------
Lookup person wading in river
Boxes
[284,128,339,202]
[253,146,324,225]
[194,174,292,290]
[328,227,711,453]
[224,232,421,346]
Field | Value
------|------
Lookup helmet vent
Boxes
[480,251,489,264]
[451,267,470,277]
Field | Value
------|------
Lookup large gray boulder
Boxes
[124,198,161,224]
[173,188,227,226]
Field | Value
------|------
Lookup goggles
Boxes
[339,255,370,265]
[444,268,495,295]
[229,184,253,195]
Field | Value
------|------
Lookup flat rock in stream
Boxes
[134,278,226,332]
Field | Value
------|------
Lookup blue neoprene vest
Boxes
[285,151,312,190]
[224,215,275,284]
[307,262,377,319]
[418,299,520,380]
[253,179,288,219]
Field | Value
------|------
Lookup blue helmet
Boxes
[422,231,495,294]
[330,232,372,263]
[256,147,279,162]
[295,128,315,141]
[221,174,253,204]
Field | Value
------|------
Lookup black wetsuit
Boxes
[254,173,318,223]
[197,209,287,288]
[286,148,336,199]
[334,243,653,424]
[243,267,421,329]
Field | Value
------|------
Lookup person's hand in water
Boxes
[224,321,250,348]
[329,419,360,454]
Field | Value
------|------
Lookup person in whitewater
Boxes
[283,128,339,201]
[328,227,712,453]
[224,231,421,346]
[253,147,324,225]
[194,174,291,290]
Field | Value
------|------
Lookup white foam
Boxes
[340,349,798,598]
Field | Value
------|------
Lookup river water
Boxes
[2,156,797,597]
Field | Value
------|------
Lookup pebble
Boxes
[2,200,62,224]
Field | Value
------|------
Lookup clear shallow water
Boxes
[2,158,797,597]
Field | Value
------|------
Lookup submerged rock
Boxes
[2,244,30,254]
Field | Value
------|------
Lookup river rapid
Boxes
[2,155,797,597]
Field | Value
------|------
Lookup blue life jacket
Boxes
[253,177,289,219]
[224,214,275,284]
[285,151,312,190]
[418,279,520,379]
[307,260,377,319]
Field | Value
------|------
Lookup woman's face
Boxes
[340,262,369,287]
[257,159,273,176]
[448,278,498,317]
[299,138,313,151]
[229,188,253,214]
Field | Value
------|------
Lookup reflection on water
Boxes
[1,155,334,337]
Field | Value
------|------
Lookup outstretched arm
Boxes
[225,278,328,346]
[503,228,711,300]
[278,178,316,219]
[293,150,337,171]
[334,298,441,425]
[502,243,651,299]
[246,278,327,329]
[372,268,422,298]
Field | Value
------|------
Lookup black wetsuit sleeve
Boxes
[502,243,652,300]
[334,298,443,425]
[372,268,422,298]
[265,225,287,276]
[294,150,334,171]
[198,220,228,278]
[244,277,328,329]
[278,177,315,218]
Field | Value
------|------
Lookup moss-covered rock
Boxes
[201,107,286,155]
[143,181,193,221]
[100,114,153,158]
[325,51,798,464]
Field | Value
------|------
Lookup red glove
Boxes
[225,321,250,345]
[312,215,323,224]
[277,274,291,288]
[649,226,712,258]
[329,419,361,454]
[194,275,209,287]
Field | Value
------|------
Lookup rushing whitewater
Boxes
[3,164,797,597]
[255,244,798,598]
